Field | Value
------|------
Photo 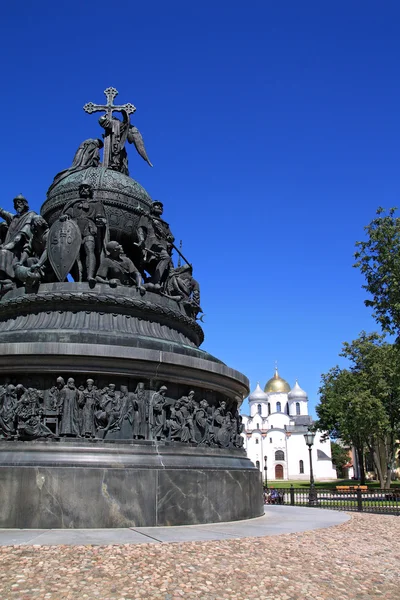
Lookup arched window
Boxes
[275,450,285,461]
[296,402,300,415]
[257,404,262,415]
[286,403,290,415]
[299,460,304,474]
[256,460,260,470]
[276,401,281,412]
[255,438,259,444]
[268,403,271,415]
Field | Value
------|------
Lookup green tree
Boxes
[315,332,400,488]
[330,442,351,477]
[354,207,400,336]
[341,332,400,487]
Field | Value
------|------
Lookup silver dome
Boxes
[249,382,269,403]
[288,380,308,401]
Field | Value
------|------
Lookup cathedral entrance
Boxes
[275,464,284,479]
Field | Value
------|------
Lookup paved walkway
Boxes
[0,506,349,546]
[0,509,399,599]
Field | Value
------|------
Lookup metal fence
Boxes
[266,487,400,515]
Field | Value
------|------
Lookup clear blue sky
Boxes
[1,1,399,414]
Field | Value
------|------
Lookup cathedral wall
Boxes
[268,392,288,414]
[288,399,308,417]
[286,433,337,480]
[287,434,313,480]
[243,427,337,482]
[267,412,288,430]
[249,402,268,418]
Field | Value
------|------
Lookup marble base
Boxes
[0,441,263,528]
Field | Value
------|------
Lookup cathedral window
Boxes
[299,460,304,474]
[276,401,281,412]
[286,403,289,415]
[275,450,285,461]
[296,402,300,415]
[256,460,260,470]
[255,438,259,444]
[257,404,262,415]
[269,437,272,443]
[268,403,271,415]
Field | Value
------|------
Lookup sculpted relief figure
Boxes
[0,372,244,447]
[80,379,98,438]
[118,385,131,435]
[59,378,81,437]
[48,376,65,412]
[193,399,212,445]
[96,384,122,437]
[103,390,122,437]
[0,195,38,293]
[15,387,53,440]
[233,413,245,448]
[0,384,18,439]
[213,401,235,448]
[137,201,174,290]
[149,385,167,440]
[132,382,147,440]
[220,414,235,448]
[178,390,197,443]
[96,241,145,293]
[166,400,187,442]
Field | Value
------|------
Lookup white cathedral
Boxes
[241,368,337,482]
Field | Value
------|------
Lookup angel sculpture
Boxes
[99,109,152,176]
[83,87,153,175]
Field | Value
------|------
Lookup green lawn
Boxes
[265,479,400,490]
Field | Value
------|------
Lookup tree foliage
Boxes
[330,442,351,477]
[354,207,400,336]
[315,332,400,488]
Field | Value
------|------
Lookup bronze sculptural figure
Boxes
[137,201,175,289]
[0,373,244,448]
[56,183,107,284]
[84,87,152,176]
[59,378,80,437]
[0,195,38,293]
[0,87,244,448]
[48,138,103,192]
[96,240,145,292]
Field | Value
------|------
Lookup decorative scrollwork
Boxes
[0,288,204,346]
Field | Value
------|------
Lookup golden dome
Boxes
[264,368,290,393]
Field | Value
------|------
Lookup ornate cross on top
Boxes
[83,87,136,168]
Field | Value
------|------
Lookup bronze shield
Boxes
[216,426,231,448]
[48,218,82,282]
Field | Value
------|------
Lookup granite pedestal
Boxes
[0,440,263,528]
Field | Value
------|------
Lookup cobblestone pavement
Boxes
[0,512,398,600]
